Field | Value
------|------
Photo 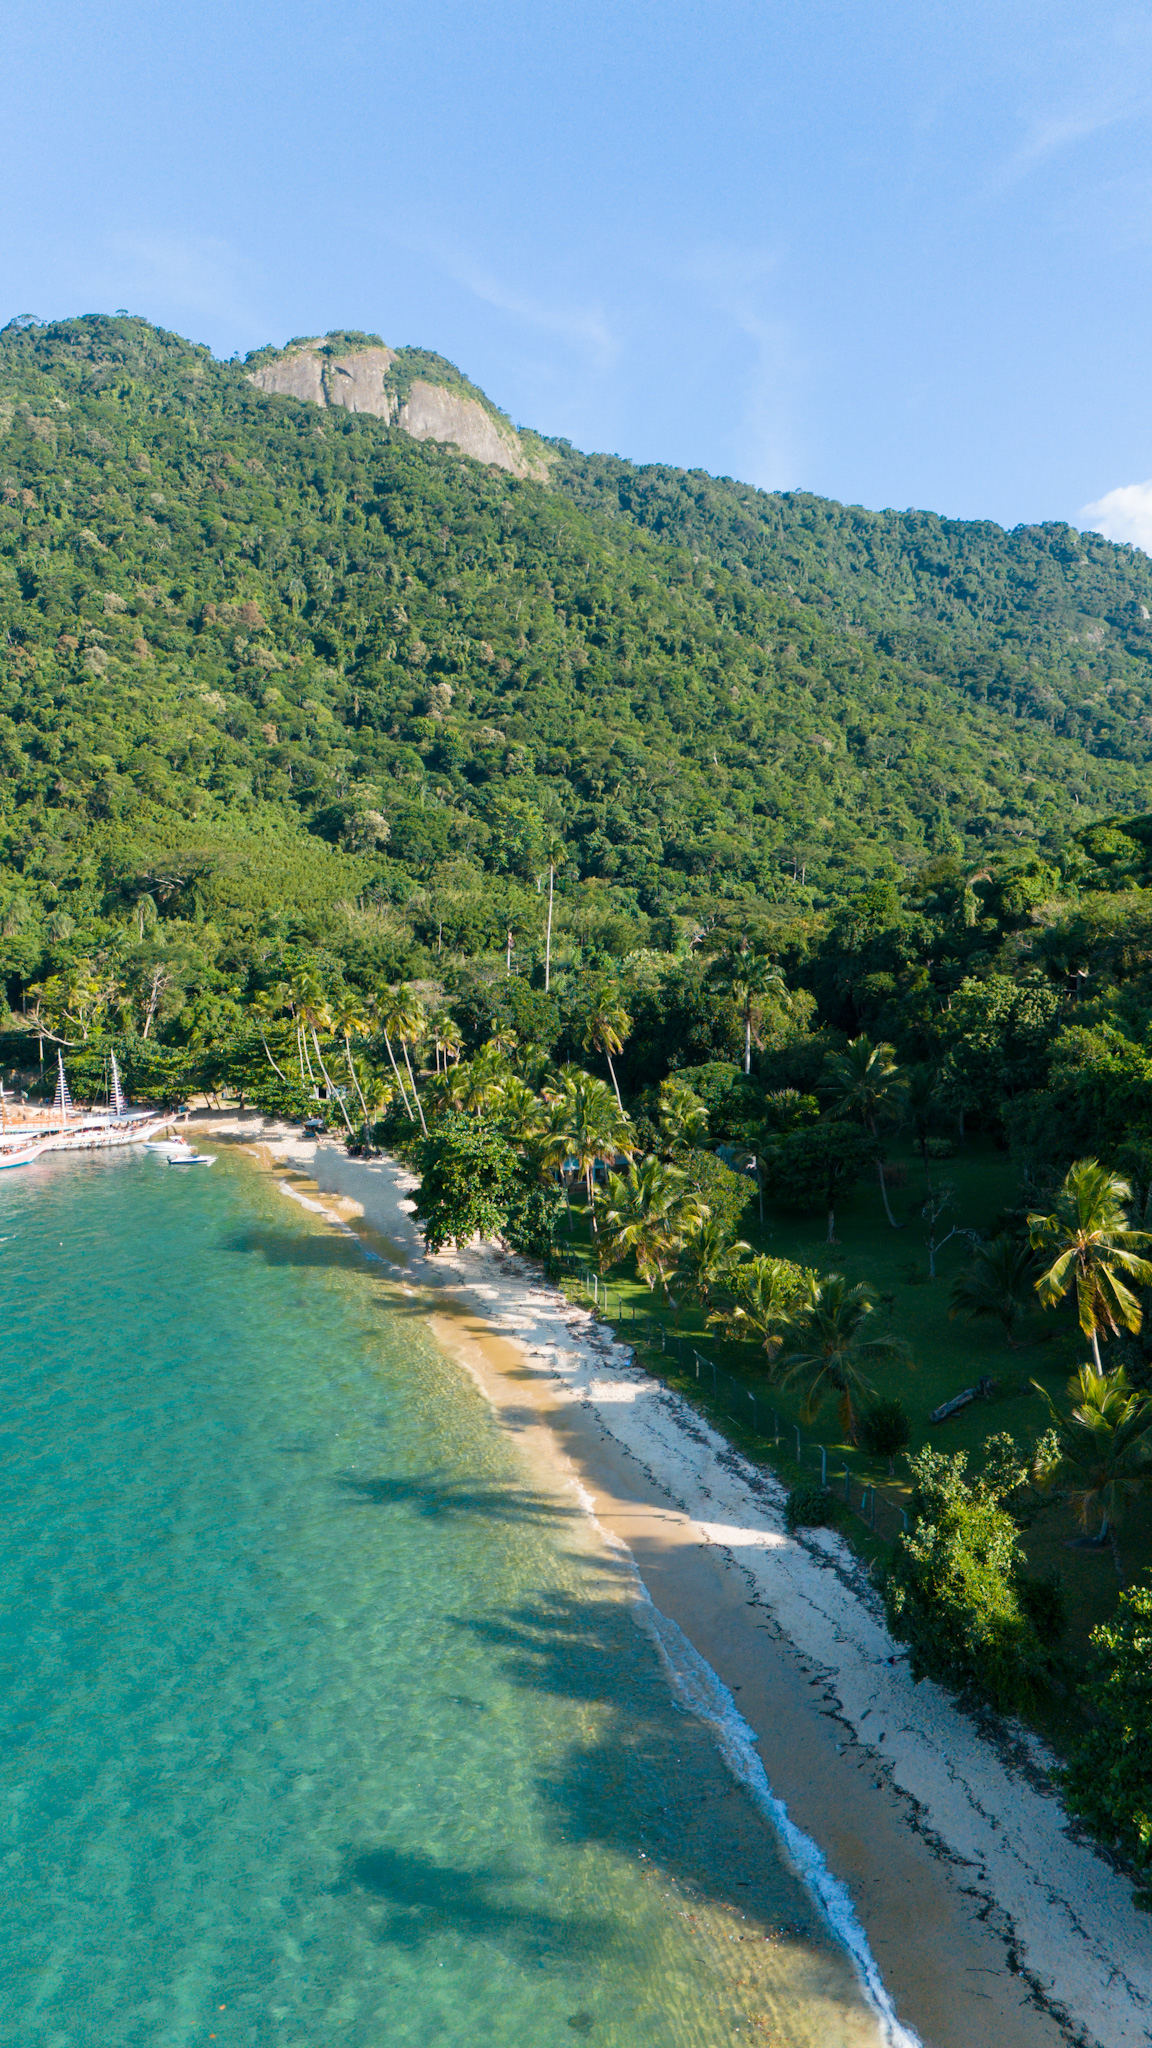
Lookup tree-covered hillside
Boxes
[4,310,1152,986]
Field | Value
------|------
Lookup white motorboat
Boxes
[168,1152,215,1167]
[146,1136,195,1157]
[0,1135,47,1172]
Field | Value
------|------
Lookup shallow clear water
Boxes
[0,1146,882,2048]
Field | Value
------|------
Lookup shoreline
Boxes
[198,1113,1152,2048]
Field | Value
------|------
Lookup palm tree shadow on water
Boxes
[338,1563,830,1990]
[460,1582,825,1939]
[338,1471,582,1523]
[333,1842,612,1965]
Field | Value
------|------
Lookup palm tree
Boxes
[675,1215,750,1311]
[710,1252,804,1361]
[381,985,428,1135]
[596,1156,707,1301]
[777,1274,907,1441]
[1032,1365,1152,1578]
[825,1035,906,1230]
[249,988,291,1084]
[579,989,633,1111]
[707,938,789,1076]
[494,1075,543,1145]
[430,1012,463,1074]
[452,1043,510,1114]
[292,971,354,1133]
[1028,1160,1152,1375]
[330,990,372,1122]
[949,1234,1034,1347]
[542,1073,633,1228]
[374,987,414,1122]
[657,1077,710,1156]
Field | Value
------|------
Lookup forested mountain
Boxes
[3,310,1152,996]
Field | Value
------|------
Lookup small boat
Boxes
[0,1136,47,1172]
[168,1152,215,1167]
[146,1136,194,1156]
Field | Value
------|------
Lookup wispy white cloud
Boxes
[1081,479,1152,553]
[995,94,1144,187]
[394,229,617,369]
[671,242,805,489]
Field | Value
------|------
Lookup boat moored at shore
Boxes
[0,1053,176,1164]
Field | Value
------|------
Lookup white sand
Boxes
[200,1115,1152,2048]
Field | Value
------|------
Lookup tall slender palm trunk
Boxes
[259,1030,290,1084]
[401,1040,428,1135]
[312,1028,354,1134]
[383,1031,414,1120]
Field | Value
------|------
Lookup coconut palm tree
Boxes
[330,989,372,1122]
[249,988,292,1084]
[949,1234,1034,1347]
[381,985,428,1135]
[596,1157,707,1301]
[543,1073,634,1227]
[825,1035,906,1230]
[374,987,414,1122]
[1032,1365,1152,1578]
[657,1077,710,1156]
[430,1012,463,1074]
[292,971,354,1133]
[1028,1160,1152,1375]
[777,1274,907,1441]
[675,1215,750,1311]
[707,939,789,1076]
[452,1043,510,1115]
[710,1252,805,1361]
[494,1075,544,1145]
[579,989,633,1111]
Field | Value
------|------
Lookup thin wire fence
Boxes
[547,1250,911,1544]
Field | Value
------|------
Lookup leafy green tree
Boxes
[764,1122,877,1244]
[905,1062,943,1191]
[777,1273,906,1440]
[949,1234,1035,1348]
[825,1035,906,1229]
[883,1448,1048,1712]
[1032,1366,1152,1578]
[1029,1160,1152,1373]
[412,1115,521,1253]
[1061,1578,1152,1908]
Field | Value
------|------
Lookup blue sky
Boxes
[5,0,1152,537]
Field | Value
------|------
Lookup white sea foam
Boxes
[632,1589,923,2048]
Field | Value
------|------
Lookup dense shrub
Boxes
[883,1448,1048,1713]
[1062,1577,1152,1907]
[785,1481,833,1532]
[857,1397,911,1473]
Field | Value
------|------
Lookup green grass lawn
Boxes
[557,1136,1146,1680]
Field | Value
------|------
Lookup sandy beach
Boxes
[199,1113,1152,2048]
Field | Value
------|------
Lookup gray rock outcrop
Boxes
[246,343,546,480]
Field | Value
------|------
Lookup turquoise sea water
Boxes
[0,1146,884,2048]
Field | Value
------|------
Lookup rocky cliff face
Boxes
[246,341,547,479]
